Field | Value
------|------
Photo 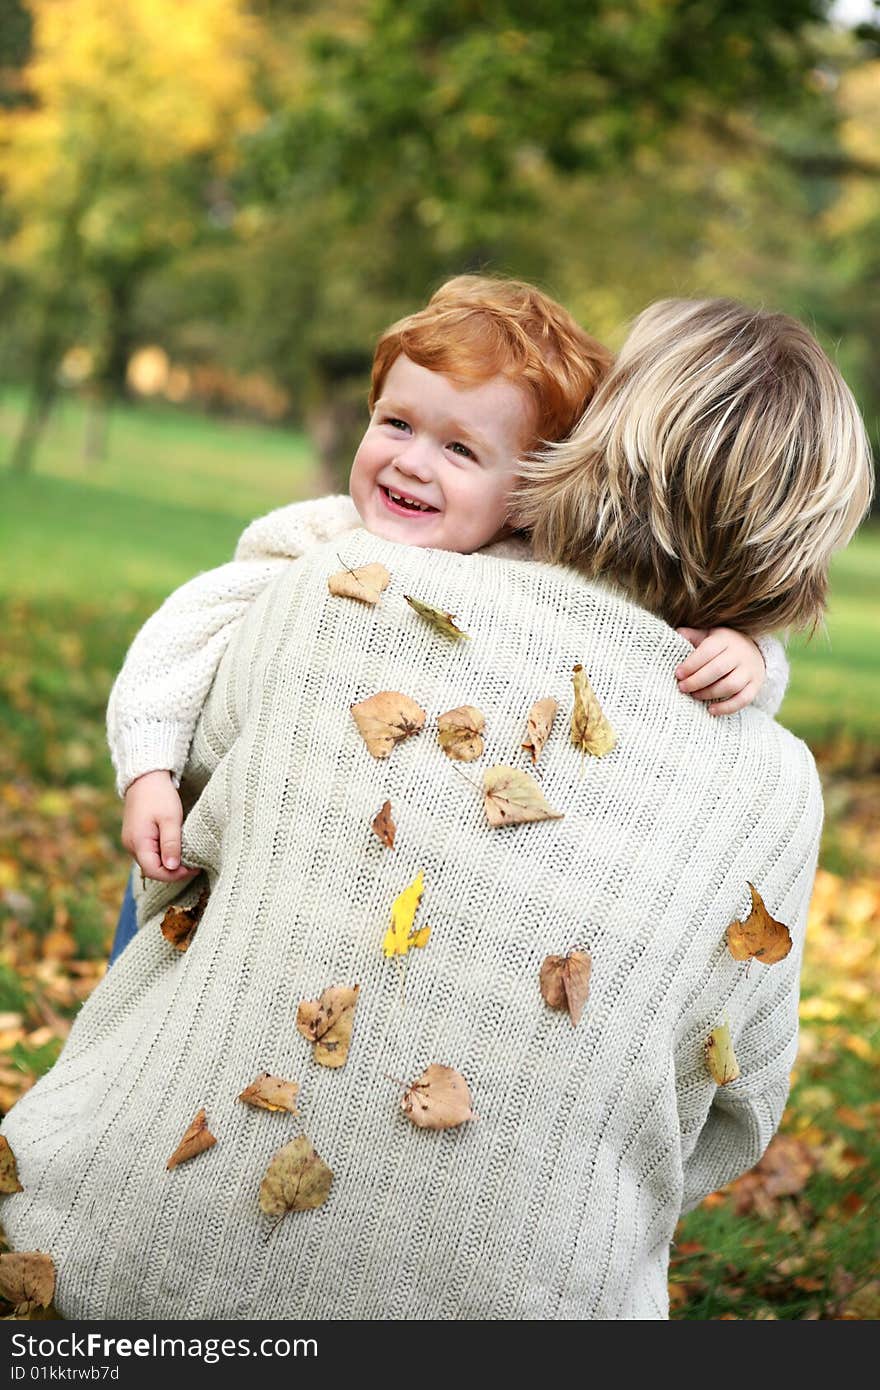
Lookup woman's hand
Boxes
[675,626,766,716]
[121,770,199,882]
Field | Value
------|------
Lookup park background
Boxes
[0,0,877,1318]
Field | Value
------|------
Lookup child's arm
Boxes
[108,494,360,879]
[674,628,789,719]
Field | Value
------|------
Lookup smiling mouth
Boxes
[379,486,440,516]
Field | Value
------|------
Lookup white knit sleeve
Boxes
[680,790,821,1215]
[751,635,789,719]
[107,493,361,798]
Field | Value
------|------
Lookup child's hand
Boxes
[121,770,198,883]
[674,627,766,716]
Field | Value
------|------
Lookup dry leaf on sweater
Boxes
[539,950,592,1027]
[166,1107,217,1169]
[238,1072,300,1113]
[705,1022,740,1085]
[401,1064,473,1130]
[259,1136,333,1217]
[726,883,792,965]
[483,765,564,827]
[296,984,360,1068]
[521,697,558,765]
[371,799,396,848]
[571,665,616,759]
[0,1135,23,1193]
[328,559,390,605]
[160,885,209,952]
[0,1252,55,1313]
[438,704,485,761]
[351,691,426,758]
[383,872,431,958]
[404,595,470,639]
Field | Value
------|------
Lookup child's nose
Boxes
[394,435,435,480]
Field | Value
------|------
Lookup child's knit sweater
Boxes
[2,530,819,1320]
[106,494,791,796]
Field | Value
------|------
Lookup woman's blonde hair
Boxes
[509,297,874,633]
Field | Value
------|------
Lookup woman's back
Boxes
[0,529,822,1319]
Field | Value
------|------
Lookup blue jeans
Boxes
[109,875,138,964]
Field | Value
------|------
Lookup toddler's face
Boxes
[348,355,532,553]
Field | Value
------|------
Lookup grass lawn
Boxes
[0,389,877,1320]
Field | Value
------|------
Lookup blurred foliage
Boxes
[0,0,878,483]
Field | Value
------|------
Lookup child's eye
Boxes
[384,416,411,433]
[448,441,476,460]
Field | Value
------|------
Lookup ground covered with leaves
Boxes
[0,593,877,1320]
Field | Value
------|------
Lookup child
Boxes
[109,277,782,900]
[0,294,870,1320]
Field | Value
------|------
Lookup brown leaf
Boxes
[571,665,616,758]
[437,704,485,761]
[726,883,793,965]
[371,799,396,848]
[705,1022,740,1085]
[404,595,469,639]
[160,885,209,952]
[539,949,592,1027]
[296,984,360,1068]
[328,560,390,605]
[259,1136,333,1217]
[0,1252,55,1311]
[0,1136,23,1194]
[483,765,564,827]
[237,1072,300,1114]
[401,1063,473,1130]
[730,1134,815,1215]
[521,697,558,765]
[351,691,426,758]
[166,1107,217,1169]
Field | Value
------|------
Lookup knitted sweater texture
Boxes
[106,495,790,796]
[2,528,819,1320]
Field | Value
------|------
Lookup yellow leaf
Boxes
[327,560,390,605]
[237,1071,300,1113]
[382,871,431,957]
[259,1136,333,1218]
[351,691,426,758]
[570,665,616,758]
[482,765,564,828]
[521,697,557,765]
[295,984,360,1068]
[404,595,470,639]
[437,704,485,761]
[705,1022,740,1085]
[726,884,792,965]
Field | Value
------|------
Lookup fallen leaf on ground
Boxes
[705,1022,740,1084]
[483,765,564,827]
[382,872,430,957]
[401,1064,473,1129]
[160,886,209,952]
[238,1072,300,1113]
[351,691,426,758]
[328,560,390,605]
[0,1136,22,1194]
[166,1107,217,1169]
[0,1252,55,1312]
[571,665,616,759]
[371,799,396,848]
[726,883,793,965]
[438,705,485,761]
[539,949,592,1027]
[404,595,469,639]
[521,697,558,765]
[296,984,360,1068]
[259,1136,333,1217]
[729,1134,815,1216]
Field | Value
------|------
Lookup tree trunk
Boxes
[8,367,56,474]
[305,350,372,494]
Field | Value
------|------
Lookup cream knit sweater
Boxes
[106,495,790,796]
[2,528,819,1320]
